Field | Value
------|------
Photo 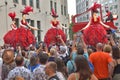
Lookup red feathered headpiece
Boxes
[22,6,33,15]
[91,2,101,12]
[51,8,58,17]
[8,12,16,21]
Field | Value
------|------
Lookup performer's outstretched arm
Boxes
[100,21,110,28]
[27,23,39,30]
[59,24,69,29]
[20,21,40,30]
[80,17,92,31]
[99,17,110,28]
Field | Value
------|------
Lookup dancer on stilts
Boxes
[4,12,18,47]
[44,8,67,47]
[80,3,115,46]
[17,6,39,49]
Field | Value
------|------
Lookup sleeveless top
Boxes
[91,17,100,24]
[75,73,90,80]
[51,20,59,27]
[20,20,28,28]
[75,73,79,80]
[11,24,17,30]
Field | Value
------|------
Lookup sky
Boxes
[67,0,76,16]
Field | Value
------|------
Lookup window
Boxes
[30,20,34,34]
[115,23,119,26]
[87,14,89,20]
[15,18,19,27]
[65,24,67,35]
[64,6,66,16]
[26,19,31,23]
[86,1,88,6]
[22,0,26,5]
[114,5,118,9]
[30,0,34,7]
[13,0,18,3]
[110,6,113,10]
[50,1,53,11]
[109,0,113,3]
[62,24,64,31]
[36,0,40,8]
[54,2,57,13]
[37,21,41,41]
[61,5,63,15]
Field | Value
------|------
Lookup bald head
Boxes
[96,43,103,51]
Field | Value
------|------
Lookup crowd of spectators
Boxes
[0,34,120,80]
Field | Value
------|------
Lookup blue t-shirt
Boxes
[28,64,40,72]
[68,52,94,73]
[72,52,88,60]
[67,60,76,74]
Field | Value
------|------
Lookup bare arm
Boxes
[99,16,110,28]
[90,74,98,80]
[108,62,114,80]
[10,24,17,30]
[58,35,66,46]
[67,73,76,80]
[72,34,77,52]
[27,23,39,30]
[100,21,110,28]
[109,35,116,46]
[80,17,92,31]
[59,24,69,29]
[80,35,87,52]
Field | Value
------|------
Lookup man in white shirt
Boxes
[7,56,32,80]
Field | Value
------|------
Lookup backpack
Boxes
[88,61,94,72]
[60,53,70,65]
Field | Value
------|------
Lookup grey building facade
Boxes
[76,0,120,28]
[0,0,69,45]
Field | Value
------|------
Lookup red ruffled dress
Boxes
[17,20,35,48]
[4,24,18,47]
[83,17,108,46]
[44,21,66,46]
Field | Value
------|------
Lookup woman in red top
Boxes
[44,9,67,47]
[4,12,18,47]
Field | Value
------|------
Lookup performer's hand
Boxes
[37,29,43,31]
[63,27,69,29]
[33,27,39,30]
